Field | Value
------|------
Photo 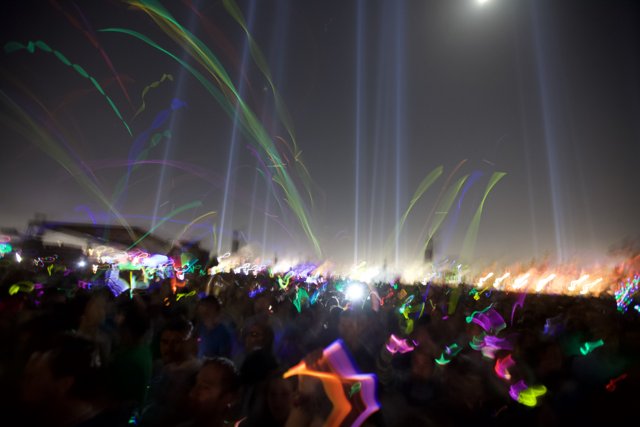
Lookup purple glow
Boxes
[323,340,380,427]
[471,308,506,333]
[385,334,416,354]
[509,380,528,401]
[511,293,526,325]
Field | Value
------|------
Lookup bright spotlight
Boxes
[477,0,491,5]
[15,253,22,263]
[345,282,365,301]
[77,260,87,268]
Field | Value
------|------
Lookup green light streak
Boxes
[127,201,202,250]
[422,174,469,255]
[102,11,322,256]
[579,339,604,356]
[4,40,132,135]
[461,172,506,261]
[0,90,136,240]
[385,166,443,254]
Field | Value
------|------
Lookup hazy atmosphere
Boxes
[2,0,639,268]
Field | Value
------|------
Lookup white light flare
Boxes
[493,272,510,289]
[512,273,530,290]
[568,274,589,292]
[345,282,366,302]
[580,278,603,295]
[477,272,494,288]
[535,274,556,293]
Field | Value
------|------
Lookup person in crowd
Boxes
[336,308,379,373]
[20,333,129,427]
[107,296,152,412]
[239,372,295,427]
[2,259,640,427]
[195,296,232,358]
[237,319,275,362]
[72,289,113,368]
[182,357,241,427]
[141,317,200,427]
[235,320,279,416]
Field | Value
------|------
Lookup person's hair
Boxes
[117,298,150,340]
[47,333,104,398]
[201,357,240,394]
[69,290,92,325]
[161,316,194,339]
[240,347,279,385]
[198,295,222,311]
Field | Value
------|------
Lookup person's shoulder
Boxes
[173,357,202,373]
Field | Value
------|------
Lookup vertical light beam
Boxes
[354,0,365,265]
[217,0,257,254]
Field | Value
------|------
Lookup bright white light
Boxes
[493,272,510,289]
[568,274,589,292]
[580,278,603,295]
[77,260,87,267]
[477,272,494,288]
[141,254,169,268]
[513,273,530,290]
[15,253,22,263]
[477,0,491,5]
[535,274,556,293]
[345,282,365,301]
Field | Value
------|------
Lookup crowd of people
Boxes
[0,260,638,427]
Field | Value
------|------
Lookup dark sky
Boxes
[1,0,639,268]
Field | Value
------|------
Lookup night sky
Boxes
[1,0,639,268]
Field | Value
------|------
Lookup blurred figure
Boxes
[225,318,279,419]
[141,318,200,427]
[266,375,295,426]
[410,315,437,358]
[183,357,241,427]
[240,373,295,427]
[240,319,275,358]
[337,309,377,372]
[107,297,152,412]
[196,296,232,358]
[159,317,197,367]
[73,289,112,367]
[20,333,128,427]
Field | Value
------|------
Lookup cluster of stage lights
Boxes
[615,275,639,313]
[4,231,637,303]
[209,251,624,297]
[473,270,609,296]
[345,282,366,302]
